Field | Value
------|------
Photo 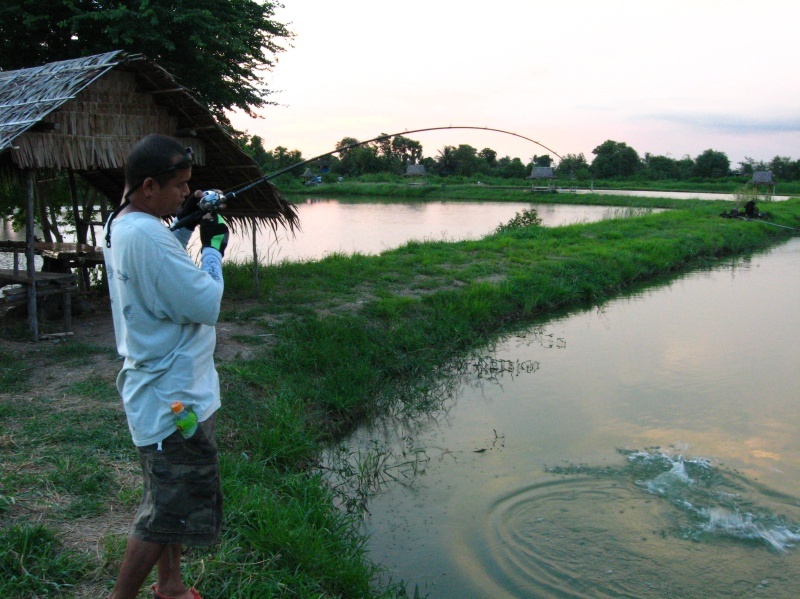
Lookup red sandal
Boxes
[151,584,204,599]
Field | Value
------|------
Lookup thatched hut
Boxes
[0,50,298,339]
[752,171,776,196]
[526,166,556,191]
[404,164,427,177]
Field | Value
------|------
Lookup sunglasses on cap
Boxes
[149,147,194,178]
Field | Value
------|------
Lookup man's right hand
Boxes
[175,193,203,231]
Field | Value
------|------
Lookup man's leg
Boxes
[108,536,165,599]
[155,544,191,597]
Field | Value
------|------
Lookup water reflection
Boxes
[332,238,800,597]
[223,199,655,264]
[3,201,659,267]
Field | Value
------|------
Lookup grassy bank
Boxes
[287,178,800,199]
[1,198,799,597]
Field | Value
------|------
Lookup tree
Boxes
[391,136,423,167]
[693,149,730,178]
[332,138,382,177]
[555,153,590,179]
[436,146,457,176]
[0,0,292,122]
[768,156,800,181]
[532,155,553,167]
[478,148,497,167]
[497,157,527,179]
[451,144,480,176]
[590,140,641,179]
[370,134,423,174]
[642,154,681,180]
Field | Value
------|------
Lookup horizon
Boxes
[229,0,800,167]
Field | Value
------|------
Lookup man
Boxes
[103,134,229,599]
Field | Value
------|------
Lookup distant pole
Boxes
[25,170,38,342]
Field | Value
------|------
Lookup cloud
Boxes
[650,113,800,135]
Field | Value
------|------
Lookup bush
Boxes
[494,208,542,233]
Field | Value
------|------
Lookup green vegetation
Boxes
[0,1,292,122]
[239,130,800,190]
[1,197,798,596]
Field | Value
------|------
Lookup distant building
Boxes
[752,171,776,196]
[404,164,427,177]
[526,166,556,191]
[404,163,427,186]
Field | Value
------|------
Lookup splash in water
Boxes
[626,449,800,552]
[548,448,800,553]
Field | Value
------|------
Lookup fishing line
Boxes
[171,125,563,231]
[740,217,800,232]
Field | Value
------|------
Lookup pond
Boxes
[222,198,657,264]
[328,237,800,598]
[1,199,655,269]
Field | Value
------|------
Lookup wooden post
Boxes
[25,170,38,342]
[251,219,259,298]
[69,171,88,245]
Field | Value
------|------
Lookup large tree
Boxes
[0,0,292,122]
[590,140,641,179]
[555,153,590,179]
[693,149,730,178]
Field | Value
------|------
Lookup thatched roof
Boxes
[404,164,427,177]
[752,171,774,185]
[526,166,555,180]
[0,51,297,231]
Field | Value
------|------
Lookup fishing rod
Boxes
[170,125,563,231]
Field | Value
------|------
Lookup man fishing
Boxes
[103,134,229,599]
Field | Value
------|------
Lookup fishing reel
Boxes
[197,190,228,213]
[171,189,237,231]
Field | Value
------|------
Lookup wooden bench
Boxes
[0,270,79,331]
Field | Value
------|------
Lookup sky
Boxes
[229,0,800,167]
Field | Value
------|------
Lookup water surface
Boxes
[333,238,800,597]
[223,198,653,263]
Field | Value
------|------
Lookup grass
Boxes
[0,196,798,597]
[292,178,800,202]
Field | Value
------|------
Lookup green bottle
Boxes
[171,401,198,439]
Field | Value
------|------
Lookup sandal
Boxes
[151,584,204,599]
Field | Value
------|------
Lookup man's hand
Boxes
[200,214,229,257]
[175,192,203,231]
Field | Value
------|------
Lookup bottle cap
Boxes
[171,401,184,414]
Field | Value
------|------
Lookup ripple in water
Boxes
[472,449,800,598]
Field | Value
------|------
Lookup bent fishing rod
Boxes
[170,125,563,231]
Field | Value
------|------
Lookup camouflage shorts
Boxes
[133,414,222,546]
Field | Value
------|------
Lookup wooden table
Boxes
[0,242,99,335]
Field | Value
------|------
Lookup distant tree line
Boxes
[241,135,800,182]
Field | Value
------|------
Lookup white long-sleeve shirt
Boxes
[104,212,223,446]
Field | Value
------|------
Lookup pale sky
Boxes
[229,0,800,167]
